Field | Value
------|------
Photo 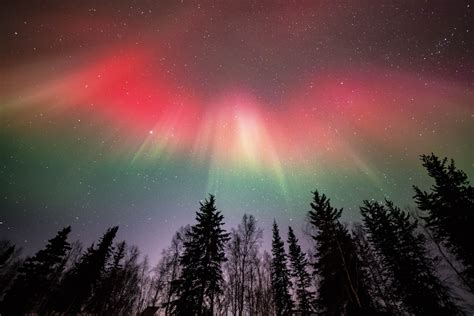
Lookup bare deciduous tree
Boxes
[225,214,263,316]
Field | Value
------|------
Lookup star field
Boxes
[1,1,473,263]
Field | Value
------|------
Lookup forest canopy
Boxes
[1,153,473,315]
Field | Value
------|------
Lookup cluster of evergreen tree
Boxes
[0,225,152,315]
[0,153,473,315]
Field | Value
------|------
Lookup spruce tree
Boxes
[413,153,474,287]
[352,224,402,315]
[271,221,293,316]
[1,226,71,315]
[53,226,118,313]
[308,190,374,315]
[170,195,229,315]
[361,200,461,315]
[287,226,314,315]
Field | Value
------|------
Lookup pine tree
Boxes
[53,226,118,313]
[413,153,474,287]
[309,190,374,315]
[1,226,71,315]
[361,200,461,315]
[170,195,229,315]
[271,221,293,316]
[287,226,314,315]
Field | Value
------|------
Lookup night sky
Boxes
[1,1,473,263]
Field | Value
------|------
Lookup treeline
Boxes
[0,153,473,315]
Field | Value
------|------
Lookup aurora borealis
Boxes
[1,1,473,263]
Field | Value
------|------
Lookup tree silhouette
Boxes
[271,221,293,316]
[225,214,263,316]
[361,200,461,315]
[352,223,402,315]
[1,226,71,315]
[253,250,275,316]
[287,226,314,315]
[86,240,127,313]
[170,195,229,315]
[413,153,474,289]
[1,181,473,314]
[309,190,375,315]
[53,226,118,313]
[151,226,189,314]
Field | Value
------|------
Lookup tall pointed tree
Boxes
[413,153,474,288]
[1,226,71,315]
[52,226,118,313]
[287,226,314,315]
[271,221,293,316]
[308,190,374,315]
[361,200,461,315]
[170,195,229,315]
